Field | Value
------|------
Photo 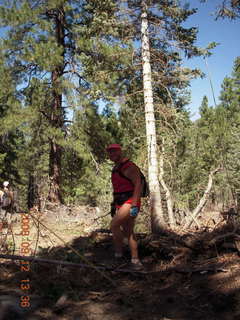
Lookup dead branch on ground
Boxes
[184,167,221,229]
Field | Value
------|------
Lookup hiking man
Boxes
[106,144,143,270]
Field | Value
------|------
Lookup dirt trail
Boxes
[0,210,239,320]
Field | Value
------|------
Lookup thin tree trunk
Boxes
[159,142,175,228]
[184,167,220,229]
[141,2,166,231]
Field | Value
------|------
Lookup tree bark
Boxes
[141,2,166,231]
[27,174,40,210]
[48,8,65,203]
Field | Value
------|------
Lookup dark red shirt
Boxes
[111,160,134,193]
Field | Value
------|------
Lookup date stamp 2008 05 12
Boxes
[19,213,31,308]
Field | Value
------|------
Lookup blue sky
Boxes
[0,1,239,121]
[183,0,240,120]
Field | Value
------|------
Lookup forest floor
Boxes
[0,206,240,320]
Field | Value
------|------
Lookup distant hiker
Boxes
[0,188,3,204]
[0,181,14,228]
[0,187,4,232]
[2,181,14,208]
[106,144,143,270]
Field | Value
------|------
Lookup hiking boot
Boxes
[130,260,144,271]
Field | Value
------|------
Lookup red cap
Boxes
[106,144,122,151]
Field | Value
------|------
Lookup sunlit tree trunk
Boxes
[141,1,166,231]
[159,140,175,228]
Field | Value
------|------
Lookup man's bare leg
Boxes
[111,204,129,256]
[111,203,139,260]
[122,218,139,260]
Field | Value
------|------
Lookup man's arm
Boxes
[123,165,142,206]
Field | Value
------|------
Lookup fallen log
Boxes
[0,253,110,270]
[0,254,152,274]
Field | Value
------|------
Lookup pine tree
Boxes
[200,0,240,19]
[62,102,122,205]
[0,0,132,205]
[175,56,240,217]
[217,56,240,205]
[0,48,24,190]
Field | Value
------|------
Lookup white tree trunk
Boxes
[184,167,220,229]
[159,142,175,228]
[141,3,166,231]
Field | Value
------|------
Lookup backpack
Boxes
[1,191,12,208]
[114,160,149,197]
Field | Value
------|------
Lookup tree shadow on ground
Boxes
[0,217,239,320]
